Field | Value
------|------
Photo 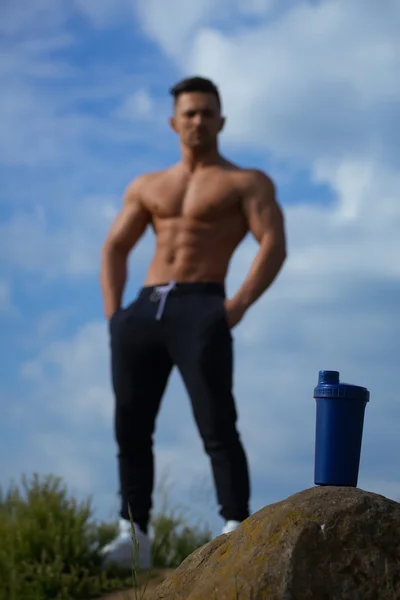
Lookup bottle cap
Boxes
[314,370,370,402]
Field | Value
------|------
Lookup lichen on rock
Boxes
[149,486,400,600]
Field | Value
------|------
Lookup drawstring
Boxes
[150,281,176,320]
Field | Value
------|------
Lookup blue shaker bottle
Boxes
[314,370,370,486]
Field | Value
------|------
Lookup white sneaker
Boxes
[222,520,241,534]
[100,519,152,571]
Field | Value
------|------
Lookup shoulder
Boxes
[238,168,275,192]
[123,169,169,204]
[229,167,276,204]
[220,160,274,188]
[236,169,284,227]
[126,169,168,190]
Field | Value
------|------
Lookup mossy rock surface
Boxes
[148,486,400,599]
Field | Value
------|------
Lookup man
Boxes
[100,76,287,570]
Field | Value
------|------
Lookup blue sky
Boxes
[1,0,399,535]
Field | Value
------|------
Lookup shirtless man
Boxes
[100,76,287,570]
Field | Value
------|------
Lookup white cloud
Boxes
[0,1,84,168]
[0,85,87,168]
[129,0,400,510]
[236,0,276,16]
[16,317,220,524]
[133,0,285,60]
[135,0,217,59]
[21,321,113,424]
[34,308,76,339]
[0,0,69,36]
[0,197,157,284]
[73,0,130,28]
[34,432,100,494]
[136,1,400,172]
[2,0,400,533]
[0,197,118,278]
[0,280,16,315]
[15,178,400,517]
[115,89,155,121]
[187,2,400,168]
[0,1,153,168]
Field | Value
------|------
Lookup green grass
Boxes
[8,472,395,599]
[0,472,212,600]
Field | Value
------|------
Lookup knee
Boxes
[116,431,153,453]
[202,425,240,452]
[115,416,152,449]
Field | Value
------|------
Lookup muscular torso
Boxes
[140,162,249,285]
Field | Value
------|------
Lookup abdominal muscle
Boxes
[144,215,247,285]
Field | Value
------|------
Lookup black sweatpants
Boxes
[108,281,250,533]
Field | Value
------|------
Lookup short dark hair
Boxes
[169,76,222,111]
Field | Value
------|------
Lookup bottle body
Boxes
[314,371,370,487]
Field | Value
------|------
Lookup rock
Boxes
[149,486,400,600]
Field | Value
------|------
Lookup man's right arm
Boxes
[100,177,150,320]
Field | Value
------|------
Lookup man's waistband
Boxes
[139,281,226,298]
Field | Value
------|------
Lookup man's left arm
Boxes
[231,170,287,314]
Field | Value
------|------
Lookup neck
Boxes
[180,144,221,171]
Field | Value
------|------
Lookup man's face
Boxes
[170,92,225,149]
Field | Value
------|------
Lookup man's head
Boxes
[169,76,225,151]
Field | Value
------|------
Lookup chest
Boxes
[143,175,240,221]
